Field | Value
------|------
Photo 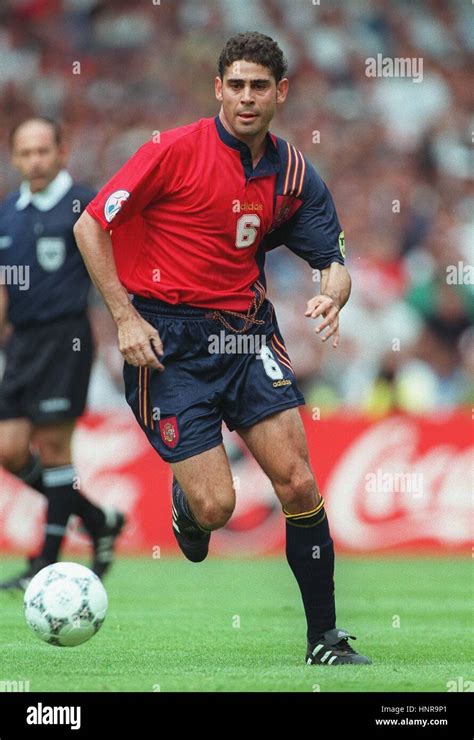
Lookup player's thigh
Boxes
[0,417,33,471]
[32,420,76,466]
[236,408,320,508]
[123,308,226,463]
[171,443,236,522]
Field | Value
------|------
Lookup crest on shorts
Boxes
[159,416,179,448]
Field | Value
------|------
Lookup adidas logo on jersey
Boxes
[232,200,263,213]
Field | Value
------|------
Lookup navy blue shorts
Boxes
[0,315,93,424]
[123,296,305,462]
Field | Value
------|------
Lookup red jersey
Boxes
[86,116,344,311]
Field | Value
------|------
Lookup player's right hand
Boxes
[117,311,164,370]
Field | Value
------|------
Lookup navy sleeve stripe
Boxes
[262,141,344,270]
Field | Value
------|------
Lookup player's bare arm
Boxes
[0,284,13,345]
[73,211,164,371]
[305,261,351,348]
[0,285,7,334]
[0,284,6,322]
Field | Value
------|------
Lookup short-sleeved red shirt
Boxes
[87,116,343,311]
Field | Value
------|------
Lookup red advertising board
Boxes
[0,410,471,556]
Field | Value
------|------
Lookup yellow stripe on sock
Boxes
[283,497,325,520]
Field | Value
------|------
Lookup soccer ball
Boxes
[24,562,108,647]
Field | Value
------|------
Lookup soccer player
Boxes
[0,118,125,591]
[74,33,371,665]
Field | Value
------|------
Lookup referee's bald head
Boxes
[9,117,62,150]
[10,117,66,193]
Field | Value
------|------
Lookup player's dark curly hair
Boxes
[218,32,288,83]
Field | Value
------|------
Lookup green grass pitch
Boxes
[1,555,471,692]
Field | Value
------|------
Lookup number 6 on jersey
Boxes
[235,214,261,249]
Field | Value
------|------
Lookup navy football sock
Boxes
[40,465,106,561]
[285,499,336,644]
[71,486,106,535]
[16,456,105,531]
[39,465,77,562]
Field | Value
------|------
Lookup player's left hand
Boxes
[305,294,340,348]
[0,320,13,347]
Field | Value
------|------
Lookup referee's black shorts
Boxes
[0,314,93,425]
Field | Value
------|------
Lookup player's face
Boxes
[215,60,288,141]
[11,121,66,193]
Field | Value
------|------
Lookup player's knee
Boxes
[34,430,72,466]
[36,443,67,466]
[193,497,235,531]
[0,445,30,474]
[278,465,318,511]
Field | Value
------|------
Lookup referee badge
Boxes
[36,237,66,272]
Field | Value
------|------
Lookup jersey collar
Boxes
[15,169,73,212]
[214,115,280,178]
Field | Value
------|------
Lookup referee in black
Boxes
[0,117,125,590]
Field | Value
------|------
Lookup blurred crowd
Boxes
[0,0,472,414]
